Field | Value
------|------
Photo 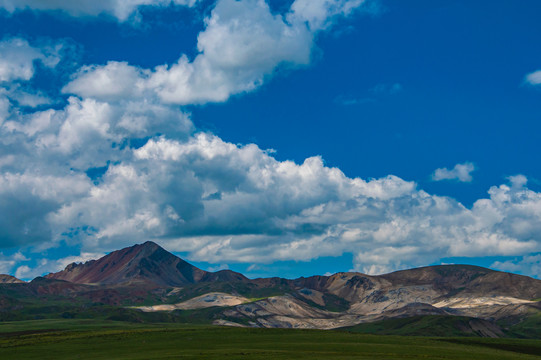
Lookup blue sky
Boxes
[0,0,540,280]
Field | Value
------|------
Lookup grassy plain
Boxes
[1,319,541,359]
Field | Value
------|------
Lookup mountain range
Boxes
[1,241,540,338]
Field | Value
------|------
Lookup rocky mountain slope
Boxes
[3,241,541,337]
[46,241,247,287]
[0,274,24,284]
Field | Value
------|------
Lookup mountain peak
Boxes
[139,240,160,249]
[45,241,247,287]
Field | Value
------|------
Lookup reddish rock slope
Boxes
[46,241,247,287]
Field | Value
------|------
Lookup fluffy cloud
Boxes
[492,254,541,278]
[0,172,91,248]
[0,0,199,21]
[432,162,475,182]
[525,70,541,86]
[0,97,192,249]
[150,0,313,104]
[63,62,149,102]
[0,37,70,118]
[0,37,60,83]
[2,95,193,167]
[62,0,368,105]
[26,131,539,276]
[186,171,539,275]
[0,42,192,250]
[0,252,27,274]
[289,0,367,31]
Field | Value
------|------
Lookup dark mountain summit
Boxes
[46,241,247,287]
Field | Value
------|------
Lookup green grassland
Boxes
[501,312,541,339]
[343,314,541,340]
[1,320,541,359]
[343,315,492,337]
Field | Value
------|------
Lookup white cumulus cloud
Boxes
[0,37,60,83]
[432,162,475,182]
[63,62,149,102]
[62,0,368,105]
